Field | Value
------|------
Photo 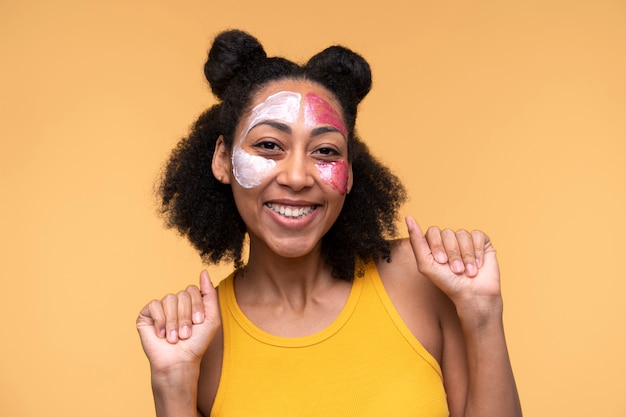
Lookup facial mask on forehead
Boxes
[232,91,302,188]
[304,93,347,136]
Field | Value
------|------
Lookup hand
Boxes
[405,216,502,319]
[136,270,221,372]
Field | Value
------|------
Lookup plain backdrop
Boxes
[1,0,625,415]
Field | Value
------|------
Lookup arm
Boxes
[136,270,221,417]
[151,363,203,417]
[406,216,522,417]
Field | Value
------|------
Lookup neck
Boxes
[236,242,337,310]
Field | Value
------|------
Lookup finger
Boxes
[144,301,166,339]
[405,216,432,266]
[200,270,218,320]
[425,226,448,264]
[177,290,193,340]
[186,284,204,325]
[456,229,478,277]
[471,230,486,268]
[441,228,465,274]
[162,294,180,343]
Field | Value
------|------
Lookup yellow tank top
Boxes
[212,262,449,416]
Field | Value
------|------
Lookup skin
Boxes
[136,79,522,417]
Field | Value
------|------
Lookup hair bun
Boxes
[305,46,372,105]
[204,30,267,100]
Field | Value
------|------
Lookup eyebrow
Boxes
[251,120,291,133]
[311,125,344,137]
[250,120,345,137]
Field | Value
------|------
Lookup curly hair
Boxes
[158,29,406,281]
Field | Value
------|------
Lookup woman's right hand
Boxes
[136,270,221,373]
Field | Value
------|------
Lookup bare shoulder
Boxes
[376,238,451,312]
[375,238,457,363]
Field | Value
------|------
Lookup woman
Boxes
[137,29,522,417]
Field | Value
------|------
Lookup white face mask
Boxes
[231,91,301,188]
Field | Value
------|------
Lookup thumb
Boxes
[199,270,218,319]
[405,216,432,265]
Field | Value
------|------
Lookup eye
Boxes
[314,147,341,157]
[253,141,283,152]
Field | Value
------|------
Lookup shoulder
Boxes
[375,238,448,310]
[374,238,458,363]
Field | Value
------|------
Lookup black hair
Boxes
[158,29,406,281]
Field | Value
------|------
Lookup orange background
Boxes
[1,1,625,415]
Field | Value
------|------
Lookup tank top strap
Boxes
[362,261,443,377]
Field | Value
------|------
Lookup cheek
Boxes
[316,161,350,195]
[232,148,276,188]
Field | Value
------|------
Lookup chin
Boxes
[267,238,321,260]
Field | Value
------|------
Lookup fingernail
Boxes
[466,263,477,276]
[452,260,464,273]
[180,325,190,339]
[169,329,178,342]
[435,251,446,263]
[159,328,166,338]
[193,312,203,324]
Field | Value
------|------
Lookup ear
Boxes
[212,135,232,184]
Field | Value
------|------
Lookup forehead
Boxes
[248,79,343,117]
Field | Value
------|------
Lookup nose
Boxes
[275,152,315,191]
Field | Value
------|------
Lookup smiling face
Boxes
[212,79,352,259]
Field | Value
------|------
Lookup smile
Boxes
[266,203,316,218]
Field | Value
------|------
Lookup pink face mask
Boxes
[316,160,350,195]
[304,93,347,137]
[304,93,350,195]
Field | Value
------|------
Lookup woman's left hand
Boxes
[405,216,503,322]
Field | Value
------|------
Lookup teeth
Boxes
[267,203,315,218]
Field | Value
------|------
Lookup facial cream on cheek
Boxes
[316,160,350,195]
[232,148,276,188]
[232,91,302,188]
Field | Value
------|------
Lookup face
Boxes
[212,79,352,259]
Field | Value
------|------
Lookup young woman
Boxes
[137,29,522,417]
